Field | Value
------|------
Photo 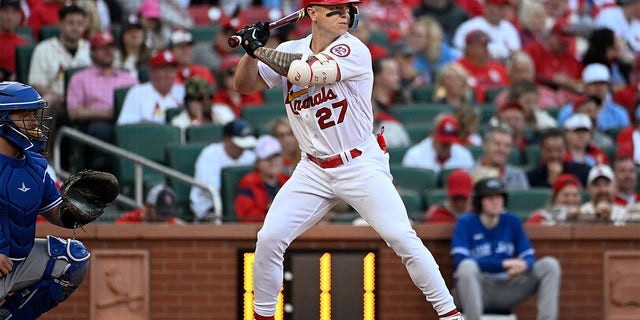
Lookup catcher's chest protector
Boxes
[0,153,53,259]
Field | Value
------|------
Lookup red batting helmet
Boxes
[302,0,362,8]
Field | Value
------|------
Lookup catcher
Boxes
[0,81,118,319]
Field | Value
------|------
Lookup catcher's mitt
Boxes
[60,169,119,228]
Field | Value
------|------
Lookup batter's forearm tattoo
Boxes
[255,47,304,76]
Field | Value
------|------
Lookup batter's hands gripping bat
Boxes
[227,8,306,48]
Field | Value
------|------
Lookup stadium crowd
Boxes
[1,0,638,225]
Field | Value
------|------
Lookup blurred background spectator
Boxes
[360,0,415,42]
[389,39,424,102]
[613,153,639,208]
[403,114,474,173]
[408,16,461,86]
[453,104,482,146]
[563,113,609,167]
[212,54,264,119]
[138,0,172,51]
[506,80,558,130]
[578,164,628,225]
[372,56,405,114]
[517,0,547,47]
[169,29,215,85]
[115,0,194,30]
[114,14,151,79]
[570,95,615,148]
[0,0,28,82]
[527,173,582,224]
[117,50,184,125]
[432,62,474,109]
[615,107,640,165]
[116,184,184,224]
[234,135,290,223]
[493,101,534,151]
[270,117,301,175]
[424,169,473,224]
[170,76,231,128]
[413,0,470,42]
[27,0,64,40]
[593,0,640,62]
[581,27,633,91]
[192,9,240,72]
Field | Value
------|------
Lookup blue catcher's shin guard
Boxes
[1,236,90,319]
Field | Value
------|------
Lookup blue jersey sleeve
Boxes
[451,214,505,273]
[510,215,536,270]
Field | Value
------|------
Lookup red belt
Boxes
[306,149,362,169]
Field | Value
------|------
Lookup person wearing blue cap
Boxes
[190,119,257,221]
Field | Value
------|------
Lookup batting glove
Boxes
[237,22,270,58]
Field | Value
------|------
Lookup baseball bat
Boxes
[227,8,306,48]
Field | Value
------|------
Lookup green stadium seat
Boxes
[138,66,150,83]
[387,146,410,164]
[400,189,426,222]
[438,168,458,188]
[263,88,283,104]
[166,143,207,219]
[165,107,184,124]
[240,104,287,135]
[185,124,224,144]
[411,86,434,103]
[602,145,617,163]
[484,87,505,103]
[15,44,35,84]
[523,144,541,166]
[369,30,389,48]
[15,26,34,44]
[113,86,132,122]
[479,104,497,122]
[466,145,483,160]
[38,25,59,40]
[404,124,431,144]
[508,188,552,221]
[546,108,560,120]
[424,189,448,209]
[220,165,254,222]
[114,124,182,193]
[389,104,450,126]
[189,26,217,42]
[390,165,437,193]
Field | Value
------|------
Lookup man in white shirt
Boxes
[190,119,257,221]
[595,0,640,57]
[452,0,521,60]
[116,50,184,125]
[402,113,474,174]
[578,164,628,225]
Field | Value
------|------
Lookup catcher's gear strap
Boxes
[287,53,340,87]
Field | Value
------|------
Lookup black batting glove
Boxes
[237,21,270,58]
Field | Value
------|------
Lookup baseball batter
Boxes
[233,1,462,319]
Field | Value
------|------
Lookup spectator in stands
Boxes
[360,0,415,41]
[472,124,530,191]
[527,128,591,187]
[432,62,474,109]
[581,28,633,91]
[235,135,290,223]
[114,0,194,29]
[594,0,640,59]
[75,0,102,38]
[388,39,424,103]
[170,77,233,129]
[523,21,583,94]
[453,104,482,146]
[557,63,631,131]
[613,154,640,212]
[116,50,184,125]
[409,16,461,86]
[190,119,257,222]
[456,30,509,103]
[270,117,301,176]
[116,184,184,224]
[114,15,151,80]
[139,0,171,51]
[494,51,565,109]
[67,30,139,142]
[452,0,522,61]
[413,0,470,41]
[349,17,388,60]
[527,173,582,224]
[494,101,534,151]
[578,164,628,225]
[451,177,561,320]
[402,113,474,174]
[517,0,547,47]
[169,29,215,86]
[28,4,90,117]
[212,55,264,118]
[424,169,473,224]
[192,12,239,73]
[372,56,404,114]
[26,0,64,40]
[0,0,27,82]
[506,80,557,130]
[616,106,640,165]
[563,113,609,167]
[571,95,615,149]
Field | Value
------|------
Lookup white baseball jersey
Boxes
[257,33,374,158]
[28,37,91,96]
[595,7,640,52]
[116,82,185,125]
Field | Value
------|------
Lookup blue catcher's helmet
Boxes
[0,81,51,153]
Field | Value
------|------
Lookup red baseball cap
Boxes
[497,101,525,114]
[552,174,582,195]
[465,30,490,46]
[90,31,114,48]
[447,170,473,198]
[434,115,460,144]
[149,50,177,68]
